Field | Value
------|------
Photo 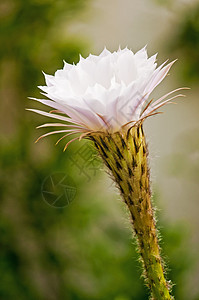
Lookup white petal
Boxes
[116,51,137,85]
[30,47,179,133]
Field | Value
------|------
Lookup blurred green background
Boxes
[0,0,199,299]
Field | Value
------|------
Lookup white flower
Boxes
[28,46,185,149]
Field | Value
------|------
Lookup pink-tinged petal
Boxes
[142,94,185,118]
[105,96,120,127]
[142,87,188,116]
[55,132,78,145]
[144,60,176,95]
[82,98,106,116]
[35,129,76,143]
[68,105,106,130]
[29,97,88,126]
[29,97,69,114]
[63,136,80,151]
[27,109,84,126]
[36,123,85,130]
[149,87,188,109]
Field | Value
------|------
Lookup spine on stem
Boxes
[91,124,173,300]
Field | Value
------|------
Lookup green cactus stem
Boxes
[90,123,173,300]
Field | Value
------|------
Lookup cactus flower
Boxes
[28,47,187,299]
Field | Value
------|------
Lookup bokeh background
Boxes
[1,0,199,299]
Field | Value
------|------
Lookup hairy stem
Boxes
[91,124,173,300]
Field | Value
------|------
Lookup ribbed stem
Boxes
[90,124,173,300]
